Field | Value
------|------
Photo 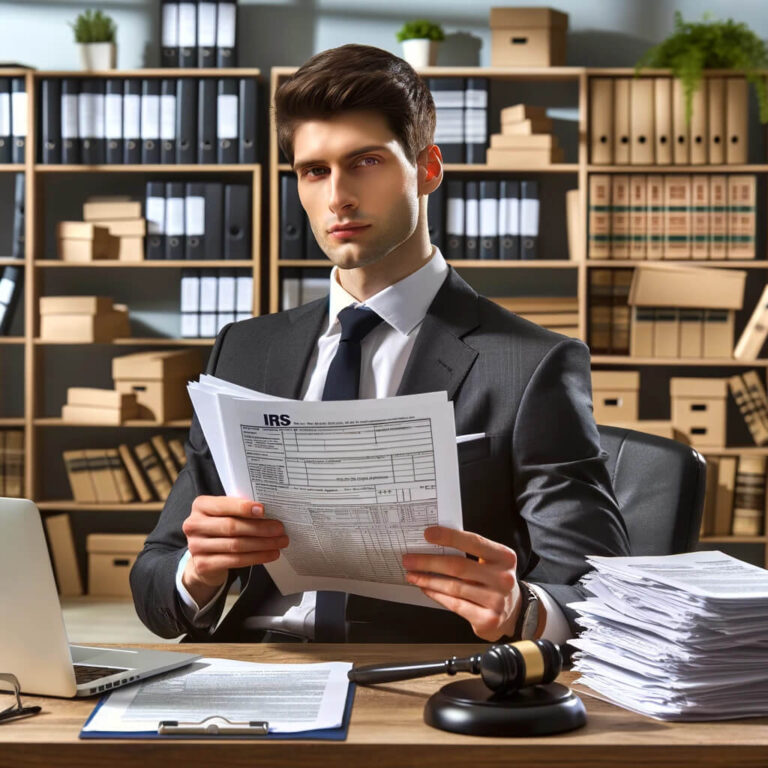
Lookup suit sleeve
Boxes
[512,338,630,635]
[129,323,246,639]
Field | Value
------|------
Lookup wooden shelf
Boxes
[34,68,261,78]
[35,260,255,268]
[699,447,768,456]
[0,337,25,345]
[586,260,768,268]
[277,259,577,269]
[0,418,24,427]
[587,164,768,173]
[590,356,768,367]
[37,500,164,512]
[35,164,260,173]
[33,418,192,428]
[273,65,584,81]
[699,535,767,543]
[277,162,578,174]
[0,164,25,173]
[0,258,25,266]
[34,338,216,346]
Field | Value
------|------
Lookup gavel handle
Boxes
[348,659,455,685]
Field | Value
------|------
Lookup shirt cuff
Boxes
[527,583,571,645]
[175,549,228,628]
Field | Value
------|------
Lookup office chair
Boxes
[597,425,707,555]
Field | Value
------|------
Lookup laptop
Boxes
[0,497,200,697]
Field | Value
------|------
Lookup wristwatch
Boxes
[512,580,540,641]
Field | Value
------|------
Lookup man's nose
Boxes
[328,171,358,214]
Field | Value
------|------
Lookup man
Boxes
[131,44,630,645]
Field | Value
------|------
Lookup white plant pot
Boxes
[401,38,439,68]
[78,42,116,70]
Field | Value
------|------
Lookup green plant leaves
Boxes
[69,9,117,44]
[396,20,445,43]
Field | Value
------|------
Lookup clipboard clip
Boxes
[157,715,269,736]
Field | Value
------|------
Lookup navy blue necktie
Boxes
[315,305,383,642]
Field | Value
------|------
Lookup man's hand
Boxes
[181,496,289,607]
[402,526,522,642]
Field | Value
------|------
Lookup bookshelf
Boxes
[0,67,264,588]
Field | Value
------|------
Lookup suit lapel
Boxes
[397,268,480,400]
[262,297,328,398]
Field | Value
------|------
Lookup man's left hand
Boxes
[402,526,522,642]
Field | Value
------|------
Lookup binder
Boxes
[217,268,236,315]
[478,180,498,259]
[280,174,305,260]
[217,78,238,164]
[445,180,464,260]
[707,78,725,165]
[709,175,728,260]
[691,175,710,259]
[12,173,24,261]
[216,0,238,67]
[106,448,136,502]
[613,78,631,164]
[678,309,704,357]
[653,78,672,165]
[646,175,664,260]
[589,78,613,165]
[236,271,253,317]
[734,284,768,360]
[672,78,689,164]
[78,79,100,164]
[498,179,520,260]
[588,269,613,353]
[520,180,539,260]
[165,182,186,260]
[653,307,679,357]
[180,268,201,338]
[123,79,142,164]
[464,77,489,164]
[145,181,166,260]
[141,79,161,164]
[151,436,179,484]
[197,77,217,164]
[118,444,154,502]
[197,0,218,68]
[703,309,734,358]
[160,79,177,164]
[61,78,80,164]
[105,79,123,164]
[689,83,708,164]
[430,78,464,163]
[304,215,324,260]
[663,174,690,259]
[0,78,10,163]
[202,182,223,260]
[464,181,479,259]
[610,175,630,259]
[223,184,250,260]
[199,268,218,337]
[610,269,633,354]
[160,0,180,67]
[725,78,748,164]
[178,1,198,69]
[588,174,611,259]
[628,175,646,260]
[630,77,654,165]
[238,78,258,164]
[0,266,23,335]
[10,77,26,164]
[630,306,655,356]
[176,77,197,164]
[426,182,445,252]
[728,175,756,260]
[185,182,205,259]
[40,78,62,164]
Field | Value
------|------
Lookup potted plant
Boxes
[635,11,768,125]
[70,9,117,70]
[396,19,445,68]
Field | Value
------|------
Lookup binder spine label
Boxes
[11,90,26,137]
[217,95,238,140]
[160,94,176,140]
[105,94,122,139]
[186,196,205,236]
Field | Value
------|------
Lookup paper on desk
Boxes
[81,658,352,734]
[187,375,464,609]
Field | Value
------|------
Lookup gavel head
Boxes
[479,639,563,695]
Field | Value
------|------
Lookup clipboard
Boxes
[79,682,355,740]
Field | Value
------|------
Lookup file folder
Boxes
[478,180,499,259]
[216,0,238,67]
[10,77,26,164]
[0,266,23,335]
[707,78,725,165]
[123,79,142,164]
[105,79,123,164]
[180,268,201,338]
[304,216,325,260]
[430,78,464,163]
[653,78,672,165]
[464,77,489,164]
[630,77,654,165]
[145,181,166,260]
[40,78,62,164]
[202,182,223,260]
[238,78,258,164]
[445,180,464,260]
[178,1,198,68]
[499,179,520,260]
[197,1,217,68]
[160,1,180,67]
[280,174,305,260]
[689,84,707,164]
[165,182,185,259]
[160,79,177,164]
[427,182,445,253]
[726,78,748,164]
[589,78,613,165]
[12,173,24,261]
[520,180,539,260]
[176,77,197,164]
[185,183,205,259]
[217,78,238,164]
[61,78,80,164]
[0,78,10,163]
[613,78,631,164]
[672,78,689,164]
[141,79,161,164]
[464,181,479,258]
[197,78,217,164]
[224,184,250,260]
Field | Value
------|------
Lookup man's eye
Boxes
[305,167,327,177]
[358,157,380,167]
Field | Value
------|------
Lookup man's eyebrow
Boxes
[293,145,390,171]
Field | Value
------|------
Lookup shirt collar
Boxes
[327,246,448,337]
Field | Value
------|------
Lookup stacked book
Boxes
[61,388,139,425]
[588,268,633,355]
[82,197,146,262]
[40,297,130,343]
[492,296,579,338]
[63,434,186,503]
[569,551,768,721]
[0,429,23,497]
[487,104,564,167]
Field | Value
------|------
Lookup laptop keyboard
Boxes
[74,664,130,684]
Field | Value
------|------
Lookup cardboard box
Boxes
[40,307,130,342]
[610,420,690,444]
[83,200,143,222]
[56,222,119,262]
[591,371,640,423]
[628,265,746,309]
[702,309,734,358]
[117,236,145,262]
[40,296,114,315]
[670,377,728,448]
[67,387,138,410]
[486,146,565,167]
[489,7,568,67]
[92,218,147,237]
[501,117,554,134]
[61,403,138,424]
[112,349,202,421]
[500,104,548,123]
[630,307,655,356]
[87,534,146,597]
[490,133,558,149]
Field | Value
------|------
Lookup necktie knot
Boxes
[336,305,383,343]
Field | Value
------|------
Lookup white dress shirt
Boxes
[176,246,569,643]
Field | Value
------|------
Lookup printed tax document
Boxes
[187,375,465,608]
[81,658,352,734]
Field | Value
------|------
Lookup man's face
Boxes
[292,110,420,272]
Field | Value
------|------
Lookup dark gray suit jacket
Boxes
[130,268,630,642]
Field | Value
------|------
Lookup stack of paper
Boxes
[568,551,768,721]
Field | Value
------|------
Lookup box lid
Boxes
[39,296,114,316]
[628,264,746,310]
[87,533,147,554]
[670,377,728,398]
[490,7,569,28]
[56,222,112,241]
[112,349,202,380]
[591,371,640,390]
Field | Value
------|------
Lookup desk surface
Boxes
[1,643,767,768]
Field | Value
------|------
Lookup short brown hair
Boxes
[274,44,435,167]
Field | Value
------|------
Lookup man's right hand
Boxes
[181,496,289,607]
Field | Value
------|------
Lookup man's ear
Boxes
[418,144,443,194]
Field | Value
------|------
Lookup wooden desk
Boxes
[1,643,766,768]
